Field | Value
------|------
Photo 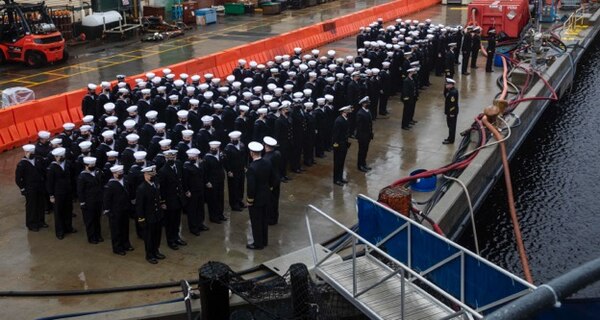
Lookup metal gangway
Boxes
[305,195,537,320]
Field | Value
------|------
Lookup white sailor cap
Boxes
[87,83,97,90]
[274,87,283,94]
[189,99,200,105]
[126,133,139,142]
[152,77,162,84]
[203,91,214,98]
[191,75,201,82]
[154,123,166,130]
[83,156,96,165]
[249,61,258,67]
[263,94,273,102]
[293,92,304,99]
[201,115,214,123]
[146,72,156,79]
[294,47,302,53]
[159,139,172,147]
[141,165,156,173]
[134,151,147,160]
[107,150,119,158]
[248,141,264,152]
[169,95,179,101]
[316,98,326,104]
[51,138,62,145]
[104,102,115,111]
[82,115,94,123]
[177,110,189,118]
[242,91,253,98]
[118,88,129,94]
[63,122,75,130]
[253,86,263,92]
[23,144,35,152]
[304,102,314,109]
[228,131,242,139]
[239,105,250,112]
[267,83,277,91]
[325,94,334,102]
[410,61,420,66]
[227,96,237,103]
[283,84,294,90]
[250,100,261,106]
[180,73,189,79]
[327,50,336,56]
[123,120,137,129]
[106,116,118,124]
[448,42,457,47]
[163,68,172,75]
[141,88,151,95]
[101,130,115,139]
[299,64,308,71]
[80,125,92,132]
[110,165,124,173]
[382,61,391,68]
[166,74,176,80]
[204,73,214,79]
[446,78,456,84]
[270,68,279,74]
[232,81,242,88]
[51,147,66,157]
[146,110,158,119]
[186,148,201,156]
[211,78,221,84]
[186,86,196,93]
[407,68,417,73]
[339,106,352,112]
[263,136,277,147]
[182,129,194,137]
[226,75,235,82]
[79,141,92,150]
[359,96,370,104]
[257,108,268,114]
[213,103,223,110]
[164,149,178,156]
[101,81,111,88]
[238,59,247,66]
[126,106,138,113]
[209,141,221,148]
[269,102,280,109]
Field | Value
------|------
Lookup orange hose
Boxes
[499,56,509,100]
[482,116,534,284]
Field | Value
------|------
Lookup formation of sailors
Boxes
[15,16,481,263]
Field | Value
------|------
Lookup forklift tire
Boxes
[25,51,46,68]
[60,50,69,63]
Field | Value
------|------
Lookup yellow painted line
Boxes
[42,72,70,77]
[449,7,468,10]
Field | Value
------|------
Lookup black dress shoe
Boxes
[88,240,99,244]
[231,207,243,212]
[283,176,292,181]
[114,251,126,256]
[126,246,135,251]
[41,223,49,228]
[292,169,302,173]
[401,126,410,130]
[219,217,228,221]
[97,237,104,242]
[442,140,454,145]
[410,120,418,124]
[486,70,494,73]
[176,239,187,246]
[299,168,307,172]
[358,167,368,173]
[69,228,77,233]
[268,221,278,226]
[334,181,344,186]
[199,225,210,231]
[471,66,478,69]
[56,235,64,240]
[462,72,470,75]
[246,244,263,250]
[341,179,349,184]
[191,231,201,236]
[146,257,158,264]
[155,252,166,259]
[281,178,288,183]
[210,219,222,224]
[168,243,179,250]
[28,227,40,232]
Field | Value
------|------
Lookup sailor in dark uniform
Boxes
[332,106,351,186]
[445,43,457,79]
[136,165,166,264]
[401,68,417,130]
[203,141,227,223]
[171,110,191,145]
[471,26,482,69]
[223,131,247,212]
[183,148,209,236]
[176,130,195,163]
[158,149,187,250]
[82,83,98,117]
[120,133,144,173]
[253,108,269,142]
[140,111,158,148]
[15,144,47,231]
[46,147,76,239]
[245,141,275,250]
[461,26,473,75]
[485,28,497,73]
[77,156,104,244]
[127,151,152,239]
[262,137,281,225]
[103,164,134,255]
[196,116,215,155]
[443,78,459,144]
[356,97,373,172]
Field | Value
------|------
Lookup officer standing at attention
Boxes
[332,106,351,186]
[158,149,187,250]
[103,164,134,255]
[443,78,459,145]
[136,165,166,264]
[245,141,275,250]
[15,144,47,232]
[471,26,482,69]
[223,131,247,212]
[204,141,227,223]
[461,26,473,75]
[183,148,209,235]
[46,147,76,240]
[401,68,417,130]
[356,97,373,173]
[77,157,104,244]
[262,136,281,225]
[485,28,497,73]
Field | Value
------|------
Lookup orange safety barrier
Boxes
[0,0,441,152]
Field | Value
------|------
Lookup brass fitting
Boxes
[494,99,508,115]
[484,105,500,124]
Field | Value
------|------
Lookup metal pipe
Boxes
[485,257,600,320]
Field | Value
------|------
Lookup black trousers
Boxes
[369,97,379,119]
[379,94,389,115]
[461,51,471,74]
[268,185,280,225]
[279,144,290,177]
[109,213,130,252]
[54,194,73,237]
[249,204,268,248]
[486,50,495,72]
[206,184,224,221]
[227,173,244,210]
[408,99,417,123]
[303,136,315,166]
[435,55,444,76]
[144,221,162,259]
[401,100,413,128]
[333,145,348,182]
[82,201,102,242]
[185,192,205,233]
[315,132,325,157]
[471,49,479,68]
[446,115,457,142]
[290,140,302,171]
[25,191,45,229]
[164,208,182,245]
[357,139,370,168]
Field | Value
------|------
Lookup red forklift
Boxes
[0,0,67,67]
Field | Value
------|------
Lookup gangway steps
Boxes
[316,255,455,320]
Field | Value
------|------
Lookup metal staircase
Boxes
[305,195,537,320]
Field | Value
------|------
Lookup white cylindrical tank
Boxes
[81,11,122,27]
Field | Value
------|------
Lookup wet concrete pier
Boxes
[0,3,521,319]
